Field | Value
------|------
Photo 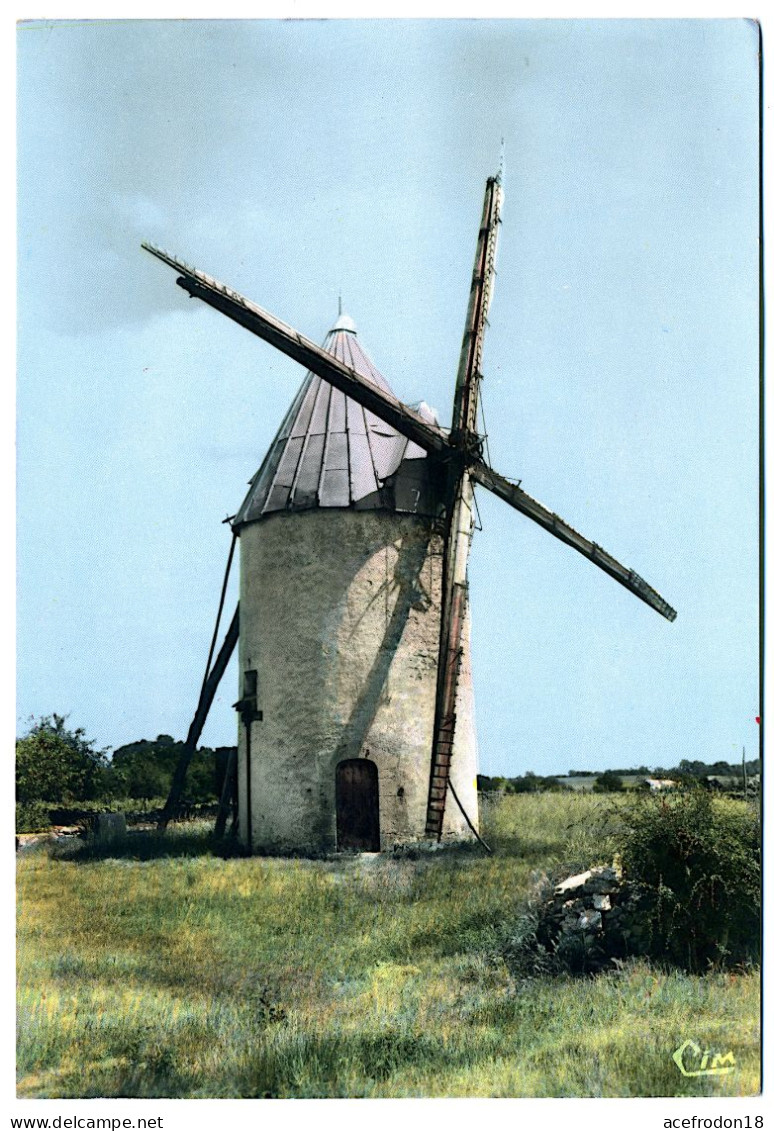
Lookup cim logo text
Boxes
[673,1039,736,1077]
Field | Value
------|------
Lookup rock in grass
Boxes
[93,813,127,843]
[578,910,603,931]
[554,870,593,895]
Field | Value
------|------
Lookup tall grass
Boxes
[17,795,759,1098]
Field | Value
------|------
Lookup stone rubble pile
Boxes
[533,864,648,973]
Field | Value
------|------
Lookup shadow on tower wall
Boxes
[314,527,439,845]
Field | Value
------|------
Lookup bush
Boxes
[16,801,53,833]
[617,790,760,971]
[16,715,109,804]
[593,771,625,793]
[503,791,760,979]
[108,737,221,804]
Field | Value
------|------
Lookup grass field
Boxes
[16,793,760,1098]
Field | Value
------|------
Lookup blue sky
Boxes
[16,18,760,776]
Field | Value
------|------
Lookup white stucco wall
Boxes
[236,509,480,852]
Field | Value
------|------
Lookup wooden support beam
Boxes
[213,748,237,841]
[158,605,240,830]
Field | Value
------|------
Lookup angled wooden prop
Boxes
[143,172,675,836]
[157,605,239,830]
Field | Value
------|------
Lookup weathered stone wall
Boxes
[237,509,479,852]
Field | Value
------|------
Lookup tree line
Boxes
[478,757,760,795]
[16,714,759,830]
[565,757,760,779]
[16,715,230,828]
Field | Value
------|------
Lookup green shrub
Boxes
[617,790,760,971]
[16,801,52,833]
[503,791,760,979]
[593,771,624,793]
[16,715,109,804]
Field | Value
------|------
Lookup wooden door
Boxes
[336,759,380,851]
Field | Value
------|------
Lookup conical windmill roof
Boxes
[234,314,441,527]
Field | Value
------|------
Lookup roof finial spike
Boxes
[332,299,357,335]
[497,137,505,183]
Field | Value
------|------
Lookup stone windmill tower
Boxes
[144,171,676,853]
[231,310,478,852]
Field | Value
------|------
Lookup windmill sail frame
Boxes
[144,171,675,840]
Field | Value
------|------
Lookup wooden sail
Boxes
[425,174,504,839]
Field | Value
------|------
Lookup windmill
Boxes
[143,170,676,852]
